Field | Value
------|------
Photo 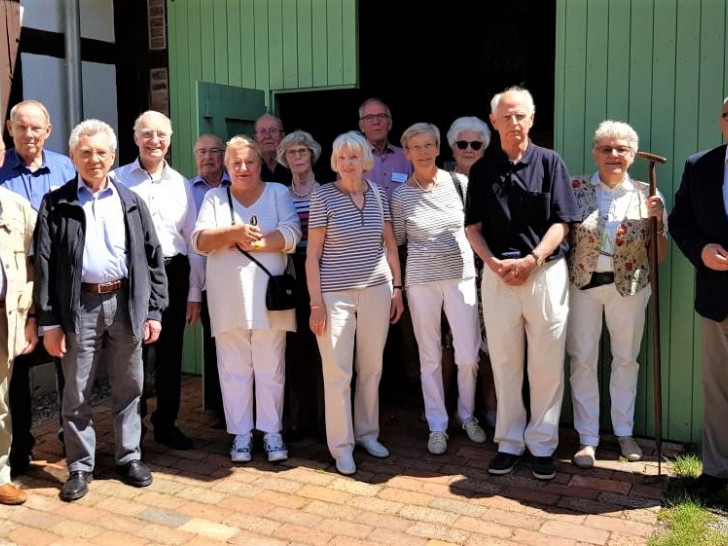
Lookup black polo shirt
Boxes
[261,162,292,186]
[464,142,580,260]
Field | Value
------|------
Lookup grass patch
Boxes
[650,454,728,546]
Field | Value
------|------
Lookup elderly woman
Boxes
[192,136,301,464]
[567,120,667,468]
[446,116,497,428]
[390,123,485,455]
[307,131,403,475]
[446,116,491,176]
[276,130,324,440]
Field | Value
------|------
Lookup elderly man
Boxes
[465,86,580,481]
[670,96,728,500]
[0,186,38,505]
[254,114,291,184]
[358,98,412,200]
[35,119,167,501]
[0,99,76,476]
[113,111,202,450]
[189,134,229,427]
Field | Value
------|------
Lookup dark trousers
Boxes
[284,253,325,433]
[141,254,190,430]
[9,343,64,465]
[201,291,223,413]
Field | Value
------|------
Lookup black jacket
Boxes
[33,176,168,338]
[669,144,728,321]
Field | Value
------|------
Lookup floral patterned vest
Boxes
[568,176,651,296]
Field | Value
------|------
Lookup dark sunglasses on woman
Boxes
[455,140,484,151]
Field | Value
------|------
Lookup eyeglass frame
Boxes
[455,140,484,151]
[360,113,391,123]
[284,147,311,158]
[595,145,634,157]
[136,129,171,142]
[193,148,224,156]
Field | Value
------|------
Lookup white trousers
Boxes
[407,278,480,432]
[482,258,569,457]
[316,283,392,459]
[215,328,286,435]
[566,282,650,445]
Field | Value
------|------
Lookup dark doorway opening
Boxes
[278,0,556,181]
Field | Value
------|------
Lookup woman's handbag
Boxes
[226,187,298,310]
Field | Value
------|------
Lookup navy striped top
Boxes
[308,180,392,292]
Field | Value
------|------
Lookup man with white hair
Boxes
[113,111,202,450]
[465,86,580,481]
[0,99,76,476]
[34,119,167,501]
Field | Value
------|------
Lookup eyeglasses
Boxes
[285,148,310,158]
[455,140,484,151]
[407,143,437,153]
[721,112,728,121]
[78,149,113,161]
[137,129,171,142]
[596,146,633,156]
[360,113,391,123]
[194,148,224,156]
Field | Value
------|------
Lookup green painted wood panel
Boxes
[556,0,728,443]
[167,0,358,375]
[167,0,357,179]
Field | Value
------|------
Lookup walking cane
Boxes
[636,151,667,477]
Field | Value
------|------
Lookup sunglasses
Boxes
[455,140,484,151]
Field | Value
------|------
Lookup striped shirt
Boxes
[391,170,475,286]
[289,182,319,254]
[309,180,392,292]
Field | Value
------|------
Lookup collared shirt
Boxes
[189,172,231,213]
[113,158,203,301]
[0,202,5,301]
[723,147,728,221]
[591,173,669,273]
[77,178,128,284]
[363,142,412,201]
[0,149,76,211]
[464,142,581,260]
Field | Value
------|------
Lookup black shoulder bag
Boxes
[226,187,298,311]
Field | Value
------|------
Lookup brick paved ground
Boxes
[0,376,679,545]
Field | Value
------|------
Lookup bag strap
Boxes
[367,178,385,219]
[449,171,464,204]
[226,187,273,278]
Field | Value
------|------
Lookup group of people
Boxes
[0,85,727,506]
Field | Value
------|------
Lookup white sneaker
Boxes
[427,431,449,455]
[461,417,487,443]
[230,433,253,462]
[263,432,288,462]
[357,438,389,458]
[573,445,596,469]
[335,452,356,475]
[618,436,643,462]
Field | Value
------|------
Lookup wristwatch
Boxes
[529,251,544,267]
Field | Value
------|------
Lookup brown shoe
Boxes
[0,483,27,505]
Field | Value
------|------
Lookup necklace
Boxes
[412,173,436,191]
[291,179,316,198]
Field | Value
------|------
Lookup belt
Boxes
[581,271,615,290]
[81,279,127,294]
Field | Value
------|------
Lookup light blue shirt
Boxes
[189,173,230,213]
[0,149,76,211]
[78,178,129,284]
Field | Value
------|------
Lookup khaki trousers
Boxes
[0,312,11,484]
[700,315,728,478]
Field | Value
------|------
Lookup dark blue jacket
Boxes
[33,176,168,339]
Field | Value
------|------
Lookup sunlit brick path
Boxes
[0,376,678,545]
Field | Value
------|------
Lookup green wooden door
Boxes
[182,82,266,402]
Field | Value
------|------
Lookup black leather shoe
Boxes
[9,453,32,478]
[61,470,93,502]
[154,426,194,450]
[686,473,728,500]
[115,460,153,487]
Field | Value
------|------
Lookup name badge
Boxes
[391,172,408,183]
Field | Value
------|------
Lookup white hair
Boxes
[446,116,491,149]
[490,86,536,115]
[68,119,118,153]
[330,131,374,172]
[133,110,173,134]
[400,122,440,149]
[592,120,639,153]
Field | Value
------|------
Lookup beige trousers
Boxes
[700,315,728,478]
[482,259,569,457]
[0,312,12,484]
[317,283,392,459]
